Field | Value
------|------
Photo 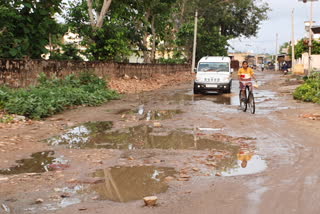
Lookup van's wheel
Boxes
[194,89,200,94]
[226,84,232,93]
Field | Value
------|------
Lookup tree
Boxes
[0,0,63,59]
[49,43,83,61]
[294,39,320,59]
[173,0,270,61]
[279,42,289,54]
[66,0,137,61]
[64,0,269,63]
[66,0,178,62]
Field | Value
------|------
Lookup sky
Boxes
[228,0,320,54]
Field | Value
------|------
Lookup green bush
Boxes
[294,72,320,104]
[0,72,119,119]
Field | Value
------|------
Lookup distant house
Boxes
[42,30,88,61]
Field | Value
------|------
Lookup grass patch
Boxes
[0,72,119,119]
[293,72,320,104]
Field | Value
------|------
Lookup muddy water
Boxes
[90,166,177,202]
[116,108,183,121]
[48,124,240,151]
[47,121,113,149]
[221,155,267,176]
[168,82,291,115]
[0,151,56,175]
[143,110,183,121]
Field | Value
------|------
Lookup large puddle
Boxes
[90,166,177,202]
[116,108,183,121]
[168,84,286,114]
[47,123,239,151]
[0,151,68,175]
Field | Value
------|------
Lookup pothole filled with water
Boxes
[89,166,177,202]
[47,123,239,150]
[221,155,267,176]
[0,151,68,175]
[116,107,183,121]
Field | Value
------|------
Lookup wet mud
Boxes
[0,151,56,175]
[90,166,177,202]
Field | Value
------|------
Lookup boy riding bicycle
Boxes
[238,61,257,101]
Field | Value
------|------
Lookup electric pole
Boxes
[275,33,279,71]
[308,1,313,76]
[191,11,198,73]
[292,9,295,71]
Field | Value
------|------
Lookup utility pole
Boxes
[308,1,313,76]
[275,33,279,71]
[191,11,198,73]
[292,9,295,71]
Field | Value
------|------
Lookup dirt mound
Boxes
[109,72,194,94]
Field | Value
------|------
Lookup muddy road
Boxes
[1,72,320,214]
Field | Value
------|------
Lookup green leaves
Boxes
[0,72,119,119]
[0,0,63,59]
[294,73,320,104]
[9,48,17,57]
[293,39,320,59]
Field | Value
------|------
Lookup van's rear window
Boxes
[198,62,229,72]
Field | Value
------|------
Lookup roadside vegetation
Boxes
[294,72,320,104]
[0,0,269,63]
[0,72,119,119]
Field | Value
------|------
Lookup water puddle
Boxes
[0,151,65,175]
[48,124,238,150]
[117,108,183,121]
[144,110,183,121]
[90,166,177,202]
[193,93,239,106]
[47,121,113,149]
[24,185,84,213]
[221,155,267,176]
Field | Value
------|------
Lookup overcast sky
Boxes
[228,0,320,54]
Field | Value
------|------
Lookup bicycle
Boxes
[239,80,255,114]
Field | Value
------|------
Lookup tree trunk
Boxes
[87,0,95,27]
[142,33,150,63]
[142,9,151,63]
[96,0,112,28]
[150,15,156,63]
[87,0,112,29]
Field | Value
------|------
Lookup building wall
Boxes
[0,59,191,88]
[301,53,320,71]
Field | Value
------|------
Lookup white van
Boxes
[194,56,233,94]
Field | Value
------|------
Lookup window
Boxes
[198,62,229,72]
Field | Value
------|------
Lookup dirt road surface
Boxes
[1,72,320,214]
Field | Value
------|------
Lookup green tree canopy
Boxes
[0,0,63,59]
[294,39,320,59]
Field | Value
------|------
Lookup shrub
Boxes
[294,72,320,104]
[0,72,119,119]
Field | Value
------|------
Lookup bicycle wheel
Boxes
[239,89,247,112]
[247,92,255,114]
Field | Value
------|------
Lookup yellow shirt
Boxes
[238,67,254,78]
[237,153,253,162]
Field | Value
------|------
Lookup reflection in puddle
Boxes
[47,121,113,149]
[91,166,177,202]
[117,108,183,121]
[59,198,81,208]
[221,155,267,176]
[48,124,238,151]
[0,151,56,175]
[144,110,183,121]
[194,94,239,105]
